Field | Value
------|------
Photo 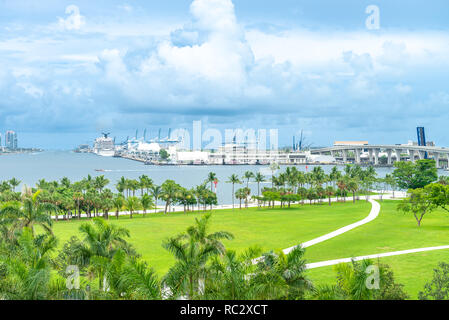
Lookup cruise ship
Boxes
[93,133,115,157]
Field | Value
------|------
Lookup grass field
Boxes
[48,199,449,299]
[49,201,371,274]
[305,200,449,298]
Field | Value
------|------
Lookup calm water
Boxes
[0,151,446,204]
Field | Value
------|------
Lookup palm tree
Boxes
[227,174,242,210]
[113,194,125,220]
[8,178,21,193]
[311,166,326,187]
[269,163,280,189]
[101,197,114,220]
[94,175,109,193]
[116,177,126,197]
[206,172,218,210]
[125,196,140,219]
[60,177,71,189]
[253,172,266,197]
[118,257,161,299]
[329,166,342,187]
[0,190,56,235]
[0,228,58,300]
[235,188,246,209]
[204,247,262,300]
[325,186,335,206]
[140,194,153,216]
[337,179,348,202]
[206,172,217,192]
[161,180,181,214]
[151,185,162,213]
[252,246,313,300]
[162,213,233,299]
[243,171,254,189]
[78,218,132,290]
[347,178,359,203]
[139,175,153,196]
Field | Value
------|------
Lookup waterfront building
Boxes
[208,143,309,165]
[5,131,17,150]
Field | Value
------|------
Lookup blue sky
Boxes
[1,0,449,149]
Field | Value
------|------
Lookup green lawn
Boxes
[305,200,449,299]
[49,201,370,274]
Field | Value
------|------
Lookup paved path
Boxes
[283,199,380,254]
[306,245,449,269]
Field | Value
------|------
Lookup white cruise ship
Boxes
[93,133,115,157]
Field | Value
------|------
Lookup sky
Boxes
[0,0,449,149]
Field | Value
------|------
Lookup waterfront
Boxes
[1,151,447,204]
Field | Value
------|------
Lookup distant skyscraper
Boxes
[5,130,17,149]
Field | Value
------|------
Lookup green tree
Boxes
[227,174,242,210]
[162,213,233,299]
[8,178,21,192]
[254,172,266,197]
[113,194,125,220]
[0,228,58,300]
[159,149,170,161]
[419,262,449,300]
[397,186,437,227]
[252,246,313,300]
[0,190,56,235]
[393,159,438,190]
[161,180,181,214]
[125,196,141,219]
[140,194,153,216]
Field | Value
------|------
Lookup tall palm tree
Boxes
[78,218,132,290]
[113,194,125,220]
[269,163,280,189]
[8,178,21,192]
[206,172,218,192]
[347,178,359,203]
[162,213,233,299]
[329,166,342,187]
[226,174,241,210]
[60,177,71,189]
[8,178,22,192]
[140,194,153,216]
[243,171,254,189]
[125,196,140,219]
[138,175,153,196]
[116,177,126,197]
[161,180,181,214]
[151,185,162,213]
[206,172,218,210]
[94,175,109,193]
[253,172,266,197]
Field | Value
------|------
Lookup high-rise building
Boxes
[5,130,18,150]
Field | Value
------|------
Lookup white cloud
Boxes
[58,5,85,31]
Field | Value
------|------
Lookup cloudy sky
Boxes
[1,0,449,149]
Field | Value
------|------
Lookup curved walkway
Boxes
[306,245,449,269]
[283,199,380,254]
